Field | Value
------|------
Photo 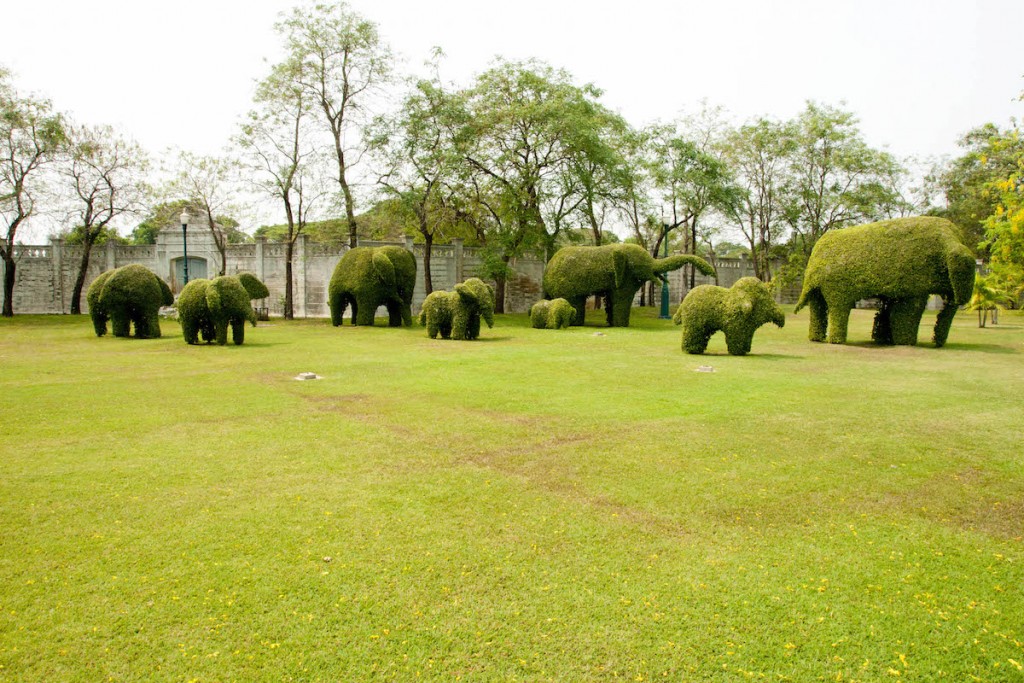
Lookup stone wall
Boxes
[1,233,789,316]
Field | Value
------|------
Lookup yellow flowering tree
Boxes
[982,95,1024,291]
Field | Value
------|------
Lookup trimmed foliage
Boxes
[178,276,257,346]
[795,216,976,346]
[419,277,495,340]
[328,246,417,327]
[237,272,270,300]
[530,298,575,329]
[89,264,173,338]
[673,277,785,355]
[543,243,715,327]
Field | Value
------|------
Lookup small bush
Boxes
[529,298,574,329]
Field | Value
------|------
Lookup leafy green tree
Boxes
[168,152,239,275]
[369,54,467,295]
[60,123,149,314]
[237,56,327,318]
[275,0,394,249]
[1,67,66,316]
[722,117,795,281]
[932,122,1024,256]
[782,102,908,261]
[459,59,618,311]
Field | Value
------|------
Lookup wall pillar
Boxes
[452,238,464,284]
[255,236,266,282]
[105,239,116,271]
[296,233,308,318]
[51,238,64,313]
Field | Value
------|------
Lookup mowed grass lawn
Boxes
[1,307,1023,682]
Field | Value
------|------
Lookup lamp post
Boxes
[658,221,676,319]
[180,209,191,285]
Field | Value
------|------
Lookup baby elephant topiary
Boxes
[87,264,173,338]
[178,275,257,345]
[673,277,786,356]
[419,277,495,340]
[529,298,575,329]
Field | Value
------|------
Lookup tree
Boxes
[275,0,394,248]
[1,68,65,316]
[965,274,1013,327]
[459,59,617,311]
[369,54,466,295]
[782,102,908,260]
[169,152,237,275]
[237,57,327,319]
[61,123,149,314]
[722,118,794,281]
[981,120,1024,291]
[931,122,1024,255]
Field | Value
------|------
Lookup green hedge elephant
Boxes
[794,217,976,347]
[673,277,785,355]
[543,243,715,327]
[87,264,173,338]
[178,275,257,345]
[328,246,417,327]
[419,278,495,340]
[529,298,575,329]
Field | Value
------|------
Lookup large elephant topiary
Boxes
[529,298,575,330]
[673,277,785,355]
[794,217,976,347]
[88,264,173,338]
[178,275,257,345]
[328,246,417,327]
[543,244,715,327]
[419,278,495,340]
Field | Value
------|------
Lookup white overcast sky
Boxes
[2,0,1022,238]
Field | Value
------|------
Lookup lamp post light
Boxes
[658,221,676,319]
[180,209,191,285]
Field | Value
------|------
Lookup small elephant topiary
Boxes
[178,275,257,345]
[87,264,173,338]
[329,246,417,327]
[794,216,976,346]
[529,298,575,329]
[673,277,786,356]
[543,243,715,327]
[419,277,495,340]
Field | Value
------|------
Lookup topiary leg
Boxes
[111,311,131,338]
[871,299,894,345]
[354,298,377,326]
[806,291,827,342]
[91,312,108,337]
[725,331,753,356]
[825,303,851,344]
[466,313,481,341]
[181,316,198,344]
[232,319,245,345]
[682,326,711,354]
[890,295,928,345]
[214,320,228,345]
[933,296,958,348]
[385,301,403,327]
[609,289,636,327]
[329,291,347,327]
[569,297,586,326]
[451,308,469,340]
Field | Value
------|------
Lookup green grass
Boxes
[1,308,1023,681]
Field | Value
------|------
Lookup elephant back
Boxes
[544,244,649,296]
[98,264,166,311]
[207,276,255,323]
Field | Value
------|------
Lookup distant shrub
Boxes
[673,277,785,355]
[795,216,976,346]
[328,246,417,326]
[530,298,574,329]
[419,277,495,340]
[89,265,173,339]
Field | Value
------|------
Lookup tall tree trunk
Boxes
[2,253,15,317]
[284,239,295,320]
[70,238,96,315]
[422,232,434,296]
[494,255,510,314]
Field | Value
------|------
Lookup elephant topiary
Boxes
[177,275,257,345]
[419,277,495,340]
[529,298,575,329]
[87,264,173,338]
[794,217,976,347]
[543,244,715,327]
[673,277,785,355]
[328,246,417,327]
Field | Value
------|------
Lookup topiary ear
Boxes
[455,282,476,303]
[371,251,396,288]
[612,250,627,289]
[737,292,754,316]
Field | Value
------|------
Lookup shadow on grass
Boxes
[942,342,1020,354]
[686,352,805,361]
